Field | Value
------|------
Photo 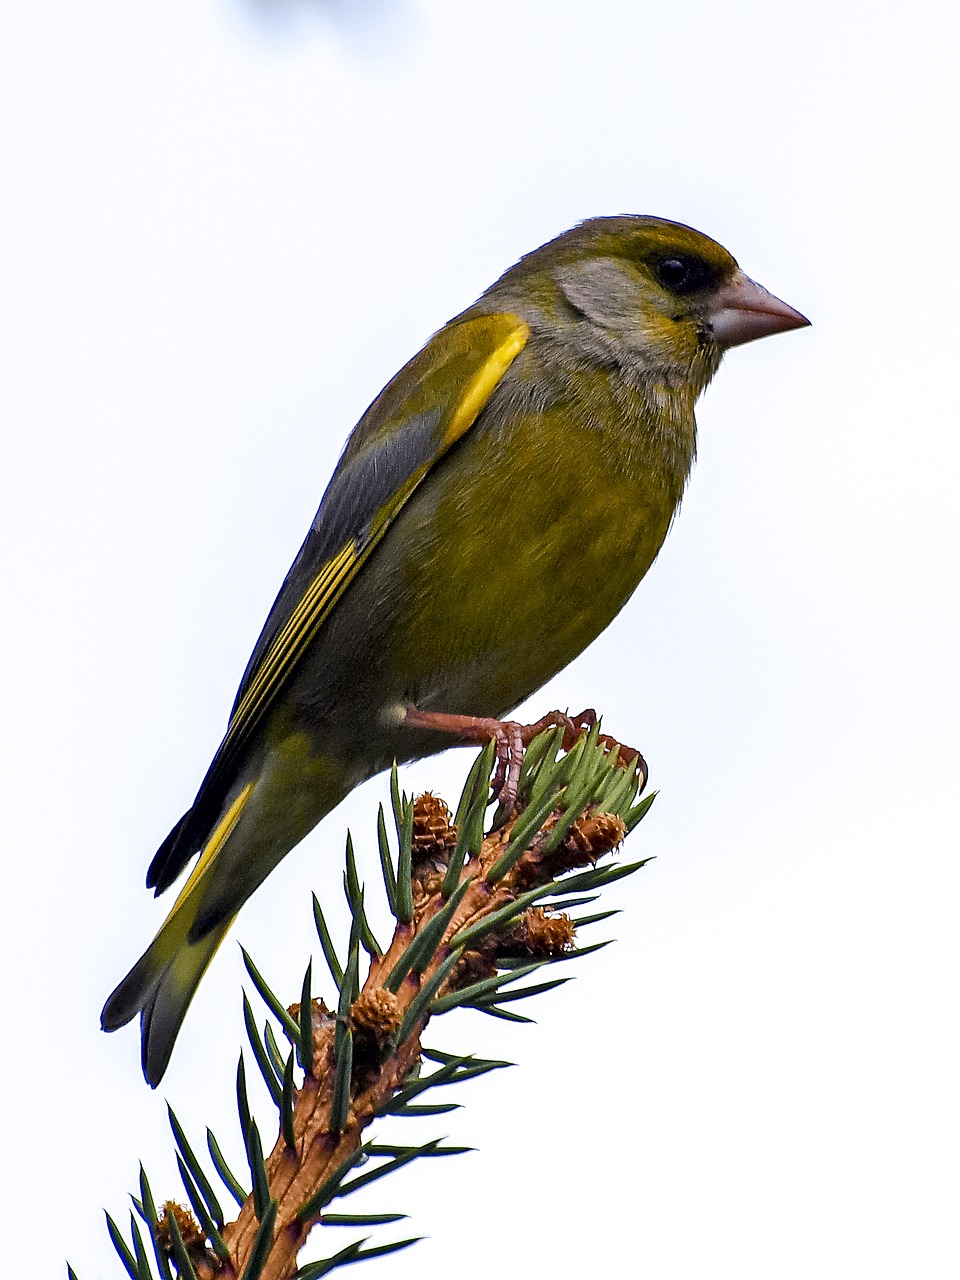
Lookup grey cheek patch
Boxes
[554,258,646,330]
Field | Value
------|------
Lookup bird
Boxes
[101,215,809,1085]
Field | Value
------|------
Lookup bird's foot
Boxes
[402,706,643,819]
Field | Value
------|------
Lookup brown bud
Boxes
[502,907,577,958]
[412,792,458,863]
[564,812,626,861]
[157,1203,204,1253]
[351,988,403,1041]
[156,1202,227,1278]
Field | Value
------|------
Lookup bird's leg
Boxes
[402,706,615,817]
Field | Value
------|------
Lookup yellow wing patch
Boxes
[442,322,528,449]
[220,313,530,762]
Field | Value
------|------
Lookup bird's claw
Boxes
[403,704,645,824]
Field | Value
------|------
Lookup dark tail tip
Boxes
[101,933,167,1036]
[101,959,175,1086]
[141,991,171,1087]
[101,975,141,1032]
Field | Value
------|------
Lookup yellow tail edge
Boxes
[101,783,254,1085]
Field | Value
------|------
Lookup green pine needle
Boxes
[206,1128,247,1210]
[299,961,314,1073]
[538,939,615,964]
[469,975,570,1006]
[319,1213,407,1227]
[571,908,621,928]
[542,857,651,897]
[312,896,345,992]
[387,1101,461,1116]
[376,1054,468,1114]
[340,939,361,1012]
[240,947,301,1044]
[485,782,566,883]
[247,1121,271,1222]
[446,736,497,883]
[626,791,656,830]
[164,1210,199,1280]
[330,1026,353,1136]
[337,1139,442,1198]
[282,1051,298,1151]
[137,1165,174,1280]
[177,1157,230,1254]
[365,1142,470,1157]
[168,1104,225,1223]
[395,798,414,924]
[105,1211,139,1280]
[263,1019,286,1080]
[295,1238,367,1280]
[347,1237,423,1265]
[377,804,399,917]
[514,724,564,798]
[420,1048,513,1073]
[536,894,598,912]
[240,1199,278,1280]
[389,762,404,838]
[128,1216,153,1280]
[447,882,546,951]
[175,1156,230,1263]
[475,1004,535,1023]
[344,834,383,957]
[236,1056,253,1159]
[429,961,544,1015]
[243,994,283,1108]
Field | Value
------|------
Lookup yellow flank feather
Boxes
[169,781,254,915]
[99,780,256,1068]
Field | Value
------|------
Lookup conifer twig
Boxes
[90,724,654,1280]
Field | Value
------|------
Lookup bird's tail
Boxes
[101,784,253,1086]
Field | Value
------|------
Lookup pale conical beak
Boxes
[709,270,810,348]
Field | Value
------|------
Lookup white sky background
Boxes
[1,1,958,1275]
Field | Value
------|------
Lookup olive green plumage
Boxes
[101,215,808,1084]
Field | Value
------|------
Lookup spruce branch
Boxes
[88,723,654,1280]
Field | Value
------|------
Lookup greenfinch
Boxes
[102,216,808,1084]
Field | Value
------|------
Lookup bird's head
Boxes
[487,215,809,394]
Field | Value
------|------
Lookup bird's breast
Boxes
[378,381,694,719]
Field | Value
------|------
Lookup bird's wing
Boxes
[147,312,529,891]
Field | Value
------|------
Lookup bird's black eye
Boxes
[654,255,716,296]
